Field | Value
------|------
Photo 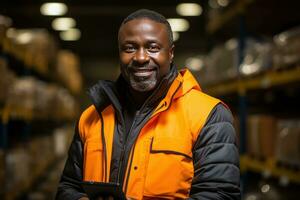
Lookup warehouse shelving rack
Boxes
[206,0,255,34]
[204,0,300,193]
[0,29,77,200]
[240,155,300,184]
[206,66,300,96]
[0,105,73,200]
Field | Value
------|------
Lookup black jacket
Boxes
[56,68,240,200]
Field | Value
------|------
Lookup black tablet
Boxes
[81,181,126,200]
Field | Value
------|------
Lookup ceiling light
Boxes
[240,63,260,75]
[6,29,34,44]
[0,15,12,27]
[245,195,258,200]
[40,3,68,16]
[225,38,238,50]
[167,18,189,32]
[176,3,203,16]
[217,0,230,7]
[261,184,270,193]
[52,17,76,31]
[279,176,289,187]
[6,28,16,38]
[208,0,220,9]
[60,28,81,41]
[17,31,33,44]
[172,32,180,42]
[186,57,204,71]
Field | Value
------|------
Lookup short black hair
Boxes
[119,9,173,45]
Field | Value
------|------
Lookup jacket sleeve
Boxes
[55,122,88,200]
[189,103,241,200]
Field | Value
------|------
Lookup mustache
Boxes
[127,62,157,70]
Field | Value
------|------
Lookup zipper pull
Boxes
[136,110,140,116]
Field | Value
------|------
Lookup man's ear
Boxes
[169,44,175,63]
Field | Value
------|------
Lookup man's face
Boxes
[118,18,174,92]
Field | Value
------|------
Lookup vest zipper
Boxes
[123,82,182,195]
[117,145,126,183]
[123,141,136,194]
[99,113,107,182]
[117,111,138,187]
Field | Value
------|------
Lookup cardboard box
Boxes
[275,119,300,167]
[246,115,277,158]
[0,150,4,195]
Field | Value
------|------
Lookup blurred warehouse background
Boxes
[0,0,300,199]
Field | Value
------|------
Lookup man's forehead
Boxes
[120,18,166,33]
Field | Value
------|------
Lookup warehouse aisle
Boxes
[1,1,300,199]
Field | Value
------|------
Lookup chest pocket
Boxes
[143,136,194,199]
[83,140,103,182]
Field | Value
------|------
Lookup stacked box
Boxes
[0,15,12,45]
[53,127,69,157]
[246,115,277,159]
[201,38,273,85]
[0,58,16,102]
[239,39,273,76]
[6,77,36,118]
[56,50,83,95]
[27,30,57,75]
[273,26,300,69]
[6,76,78,120]
[53,125,75,157]
[275,119,300,167]
[5,147,30,191]
[28,134,55,180]
[0,150,4,195]
[205,40,238,84]
[34,83,56,118]
[28,137,41,173]
[4,29,57,75]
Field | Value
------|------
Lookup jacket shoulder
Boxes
[78,105,100,141]
[182,89,221,142]
[186,89,219,103]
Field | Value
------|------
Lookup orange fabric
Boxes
[78,69,221,199]
[79,105,115,182]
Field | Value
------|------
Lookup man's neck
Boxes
[128,87,153,110]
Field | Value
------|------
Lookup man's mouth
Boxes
[131,68,156,77]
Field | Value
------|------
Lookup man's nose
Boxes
[133,48,150,64]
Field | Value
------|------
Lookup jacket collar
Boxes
[174,68,202,99]
[151,68,202,115]
[87,64,178,115]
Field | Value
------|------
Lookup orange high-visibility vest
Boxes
[79,69,221,199]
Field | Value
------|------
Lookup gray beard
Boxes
[129,75,157,92]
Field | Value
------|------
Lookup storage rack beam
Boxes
[205,67,300,96]
[5,156,57,200]
[240,155,300,184]
[206,0,255,34]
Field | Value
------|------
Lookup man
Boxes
[56,9,240,200]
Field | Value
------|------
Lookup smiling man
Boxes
[118,17,174,94]
[56,9,240,200]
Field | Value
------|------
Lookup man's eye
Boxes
[148,45,160,52]
[124,46,135,52]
